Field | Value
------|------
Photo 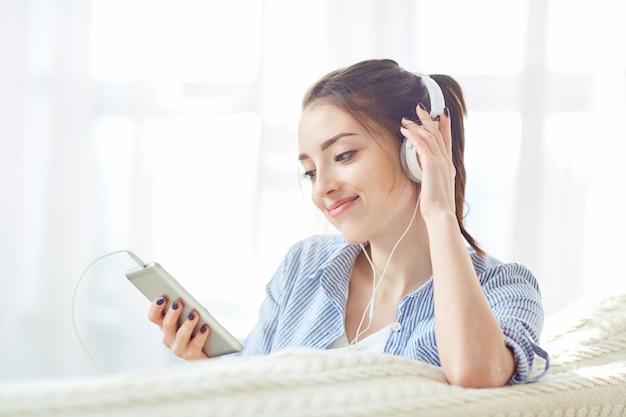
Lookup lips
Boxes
[327,196,359,218]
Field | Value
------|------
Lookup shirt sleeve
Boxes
[237,285,281,356]
[236,265,285,356]
[236,242,302,356]
[479,261,551,384]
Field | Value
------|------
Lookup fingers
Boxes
[400,103,452,165]
[439,107,453,157]
[400,106,436,163]
[171,309,207,360]
[148,296,167,326]
[188,323,211,359]
[154,298,210,361]
[414,103,447,156]
[161,299,184,349]
[400,104,456,217]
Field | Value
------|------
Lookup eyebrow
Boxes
[298,132,358,161]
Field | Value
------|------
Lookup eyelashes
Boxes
[301,170,316,180]
[336,150,355,162]
[300,150,357,181]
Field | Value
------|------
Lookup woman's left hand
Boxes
[400,104,456,222]
[402,105,516,388]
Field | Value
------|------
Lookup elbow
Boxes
[445,364,512,389]
[442,346,516,388]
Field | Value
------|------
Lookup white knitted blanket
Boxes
[1,293,625,417]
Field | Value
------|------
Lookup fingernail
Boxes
[402,116,422,127]
[200,324,208,333]
[188,311,195,320]
[156,296,165,306]
[418,102,427,111]
[444,107,450,118]
[401,116,414,126]
[172,300,179,310]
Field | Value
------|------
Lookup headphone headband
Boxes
[415,73,445,119]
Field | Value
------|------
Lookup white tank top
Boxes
[327,324,392,353]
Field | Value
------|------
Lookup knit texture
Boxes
[1,293,625,417]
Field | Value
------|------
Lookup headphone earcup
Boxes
[400,138,422,183]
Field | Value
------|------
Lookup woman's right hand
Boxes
[147,296,210,361]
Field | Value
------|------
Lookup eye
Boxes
[301,169,316,181]
[335,150,356,163]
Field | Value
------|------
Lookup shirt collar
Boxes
[316,240,362,312]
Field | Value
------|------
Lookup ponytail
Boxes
[431,74,484,256]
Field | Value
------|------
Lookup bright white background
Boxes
[1,0,624,380]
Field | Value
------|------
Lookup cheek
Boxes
[311,190,325,212]
[371,165,414,208]
[371,157,402,190]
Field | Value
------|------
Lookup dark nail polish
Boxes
[418,102,427,111]
[172,300,179,310]
[188,311,195,320]
[200,324,208,333]
[156,296,165,306]
[444,107,450,118]
[402,116,422,127]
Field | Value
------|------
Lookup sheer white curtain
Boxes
[1,0,624,380]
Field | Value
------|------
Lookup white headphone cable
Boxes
[71,250,145,374]
[351,193,420,348]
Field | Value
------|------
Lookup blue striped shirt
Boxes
[239,234,550,384]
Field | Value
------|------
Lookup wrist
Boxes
[423,211,459,233]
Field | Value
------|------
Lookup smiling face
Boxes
[298,103,416,244]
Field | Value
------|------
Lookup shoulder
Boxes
[272,234,358,279]
[284,234,354,263]
[268,234,356,298]
[469,249,540,293]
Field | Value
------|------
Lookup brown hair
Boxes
[302,58,484,255]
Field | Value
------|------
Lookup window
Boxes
[89,0,264,336]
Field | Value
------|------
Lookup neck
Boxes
[362,209,432,292]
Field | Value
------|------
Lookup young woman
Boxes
[148,59,550,388]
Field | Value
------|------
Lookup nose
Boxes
[312,168,338,198]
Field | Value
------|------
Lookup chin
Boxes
[326,216,369,245]
[336,228,368,246]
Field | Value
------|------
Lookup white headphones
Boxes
[400,73,446,183]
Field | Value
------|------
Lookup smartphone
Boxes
[125,262,243,357]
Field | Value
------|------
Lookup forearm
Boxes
[426,212,515,387]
